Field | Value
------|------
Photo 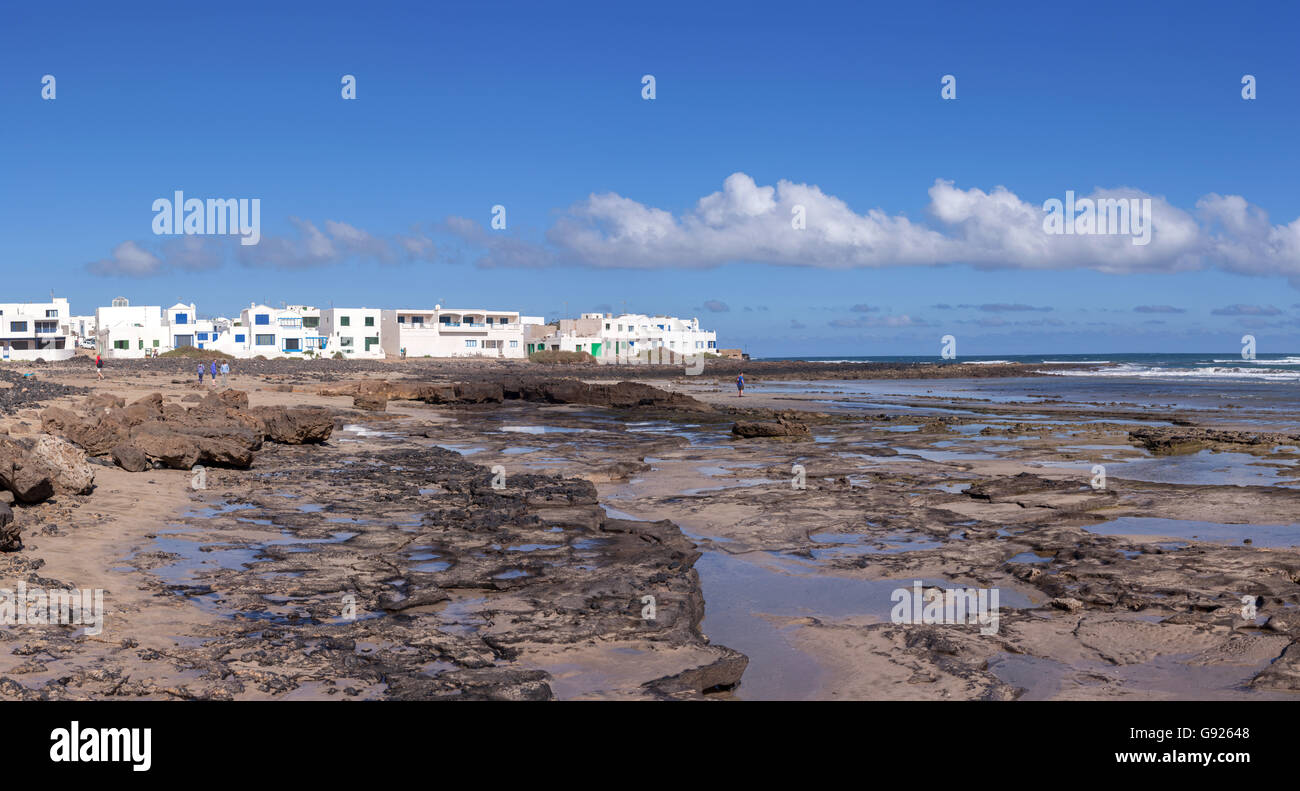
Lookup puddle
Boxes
[1084,517,1300,548]
[434,444,485,455]
[500,425,600,434]
[888,446,1019,463]
[184,501,256,519]
[807,532,944,559]
[681,477,771,496]
[146,538,260,585]
[696,550,1033,700]
[1008,552,1053,564]
[1034,449,1298,488]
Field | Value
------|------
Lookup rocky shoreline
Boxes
[1,359,1297,699]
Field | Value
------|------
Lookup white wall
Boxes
[383,308,525,358]
[96,304,169,358]
[0,298,75,361]
[320,308,384,358]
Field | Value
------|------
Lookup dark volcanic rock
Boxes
[42,391,329,472]
[111,444,150,472]
[0,503,17,551]
[248,406,334,444]
[731,418,811,439]
[320,377,710,411]
[1129,426,1298,456]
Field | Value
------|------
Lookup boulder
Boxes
[453,382,504,403]
[28,434,95,495]
[86,393,125,411]
[730,418,811,439]
[0,503,17,552]
[0,457,54,504]
[63,413,129,456]
[111,443,151,473]
[128,424,202,469]
[216,389,249,410]
[354,393,388,411]
[248,406,334,444]
[40,406,79,434]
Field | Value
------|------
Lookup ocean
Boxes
[758,353,1300,382]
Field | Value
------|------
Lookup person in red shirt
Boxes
[95,354,103,380]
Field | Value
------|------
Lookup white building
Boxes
[68,314,97,348]
[526,312,717,363]
[97,299,234,357]
[96,298,171,358]
[225,303,328,358]
[379,306,529,358]
[0,298,75,361]
[320,307,384,358]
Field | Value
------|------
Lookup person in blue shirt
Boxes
[210,360,218,387]
[197,362,204,385]
[737,372,745,397]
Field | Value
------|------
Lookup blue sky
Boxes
[3,0,1299,357]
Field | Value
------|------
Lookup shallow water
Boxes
[1084,517,1300,548]
[1033,449,1298,487]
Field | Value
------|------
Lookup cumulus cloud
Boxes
[88,219,437,277]
[702,300,730,312]
[444,172,1300,283]
[87,241,163,277]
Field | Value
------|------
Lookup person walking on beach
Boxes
[95,353,103,380]
[737,371,745,397]
[210,360,218,387]
[197,362,204,385]
[220,360,230,388]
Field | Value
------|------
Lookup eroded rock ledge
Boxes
[40,390,333,473]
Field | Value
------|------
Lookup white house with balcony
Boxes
[321,307,384,358]
[96,299,172,358]
[226,303,328,358]
[379,306,528,358]
[0,298,75,361]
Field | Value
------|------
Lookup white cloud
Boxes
[87,241,163,277]
[444,172,1298,282]
[89,219,436,277]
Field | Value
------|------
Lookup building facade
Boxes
[224,304,329,358]
[527,312,717,363]
[320,307,384,358]
[379,306,530,358]
[0,298,75,361]
[95,300,171,358]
